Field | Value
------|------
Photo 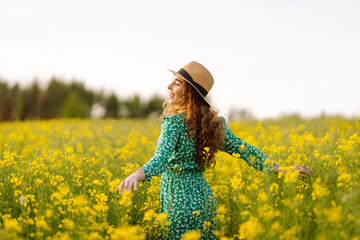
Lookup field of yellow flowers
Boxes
[0,116,359,240]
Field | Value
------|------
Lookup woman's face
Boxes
[167,76,186,106]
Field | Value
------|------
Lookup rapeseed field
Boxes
[0,116,359,239]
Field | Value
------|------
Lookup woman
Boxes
[117,61,313,239]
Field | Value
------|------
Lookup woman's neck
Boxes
[178,107,187,114]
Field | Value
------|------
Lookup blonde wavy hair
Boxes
[161,81,224,169]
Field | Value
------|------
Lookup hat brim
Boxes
[168,69,211,107]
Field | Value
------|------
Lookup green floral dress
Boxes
[139,112,275,239]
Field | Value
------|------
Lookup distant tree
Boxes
[0,77,166,121]
[0,81,11,121]
[124,95,142,118]
[41,78,67,119]
[144,94,164,118]
[61,91,87,118]
[12,84,23,121]
[0,82,23,121]
[104,93,120,118]
[22,82,34,120]
[22,81,43,120]
[68,81,96,116]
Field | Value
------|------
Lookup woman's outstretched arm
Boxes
[220,117,313,177]
[117,115,181,194]
[220,116,276,174]
[275,164,314,177]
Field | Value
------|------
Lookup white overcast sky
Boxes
[0,0,359,119]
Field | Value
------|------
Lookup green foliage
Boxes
[61,92,88,118]
[124,95,142,118]
[143,95,163,118]
[0,78,165,122]
[105,93,120,118]
[0,81,11,121]
[41,78,67,119]
[21,81,43,120]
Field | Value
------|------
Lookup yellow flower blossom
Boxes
[119,190,133,207]
[181,230,202,240]
[110,225,145,240]
[324,206,343,223]
[337,172,351,187]
[239,217,264,240]
[3,217,22,233]
[279,226,298,240]
[192,210,201,216]
[92,179,103,186]
[62,219,75,230]
[312,178,329,200]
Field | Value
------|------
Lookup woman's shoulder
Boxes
[162,112,185,120]
[161,113,186,127]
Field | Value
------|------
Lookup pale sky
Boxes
[0,0,359,119]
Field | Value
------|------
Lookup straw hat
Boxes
[168,61,214,106]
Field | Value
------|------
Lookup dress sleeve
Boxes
[220,117,276,175]
[139,115,181,183]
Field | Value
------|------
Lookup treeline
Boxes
[0,77,164,122]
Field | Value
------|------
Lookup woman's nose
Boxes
[167,83,172,90]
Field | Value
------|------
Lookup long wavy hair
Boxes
[161,81,224,170]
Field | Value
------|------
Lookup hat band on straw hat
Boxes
[178,68,208,97]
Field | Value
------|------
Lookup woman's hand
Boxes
[294,164,314,177]
[274,164,314,177]
[117,169,146,194]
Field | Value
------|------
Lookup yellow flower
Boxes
[88,232,103,240]
[92,179,103,186]
[3,217,22,233]
[109,179,121,192]
[284,167,299,183]
[156,213,168,224]
[45,209,53,218]
[257,204,280,220]
[36,217,51,232]
[238,194,250,205]
[110,225,145,240]
[27,218,35,225]
[62,218,75,230]
[337,172,351,187]
[279,226,298,240]
[270,182,279,194]
[192,210,201,217]
[270,221,282,232]
[311,178,329,200]
[181,230,202,240]
[63,131,70,139]
[239,144,245,151]
[231,175,244,191]
[239,217,264,240]
[119,190,133,207]
[72,195,88,207]
[257,190,268,202]
[324,206,343,223]
[203,220,211,230]
[143,209,156,221]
